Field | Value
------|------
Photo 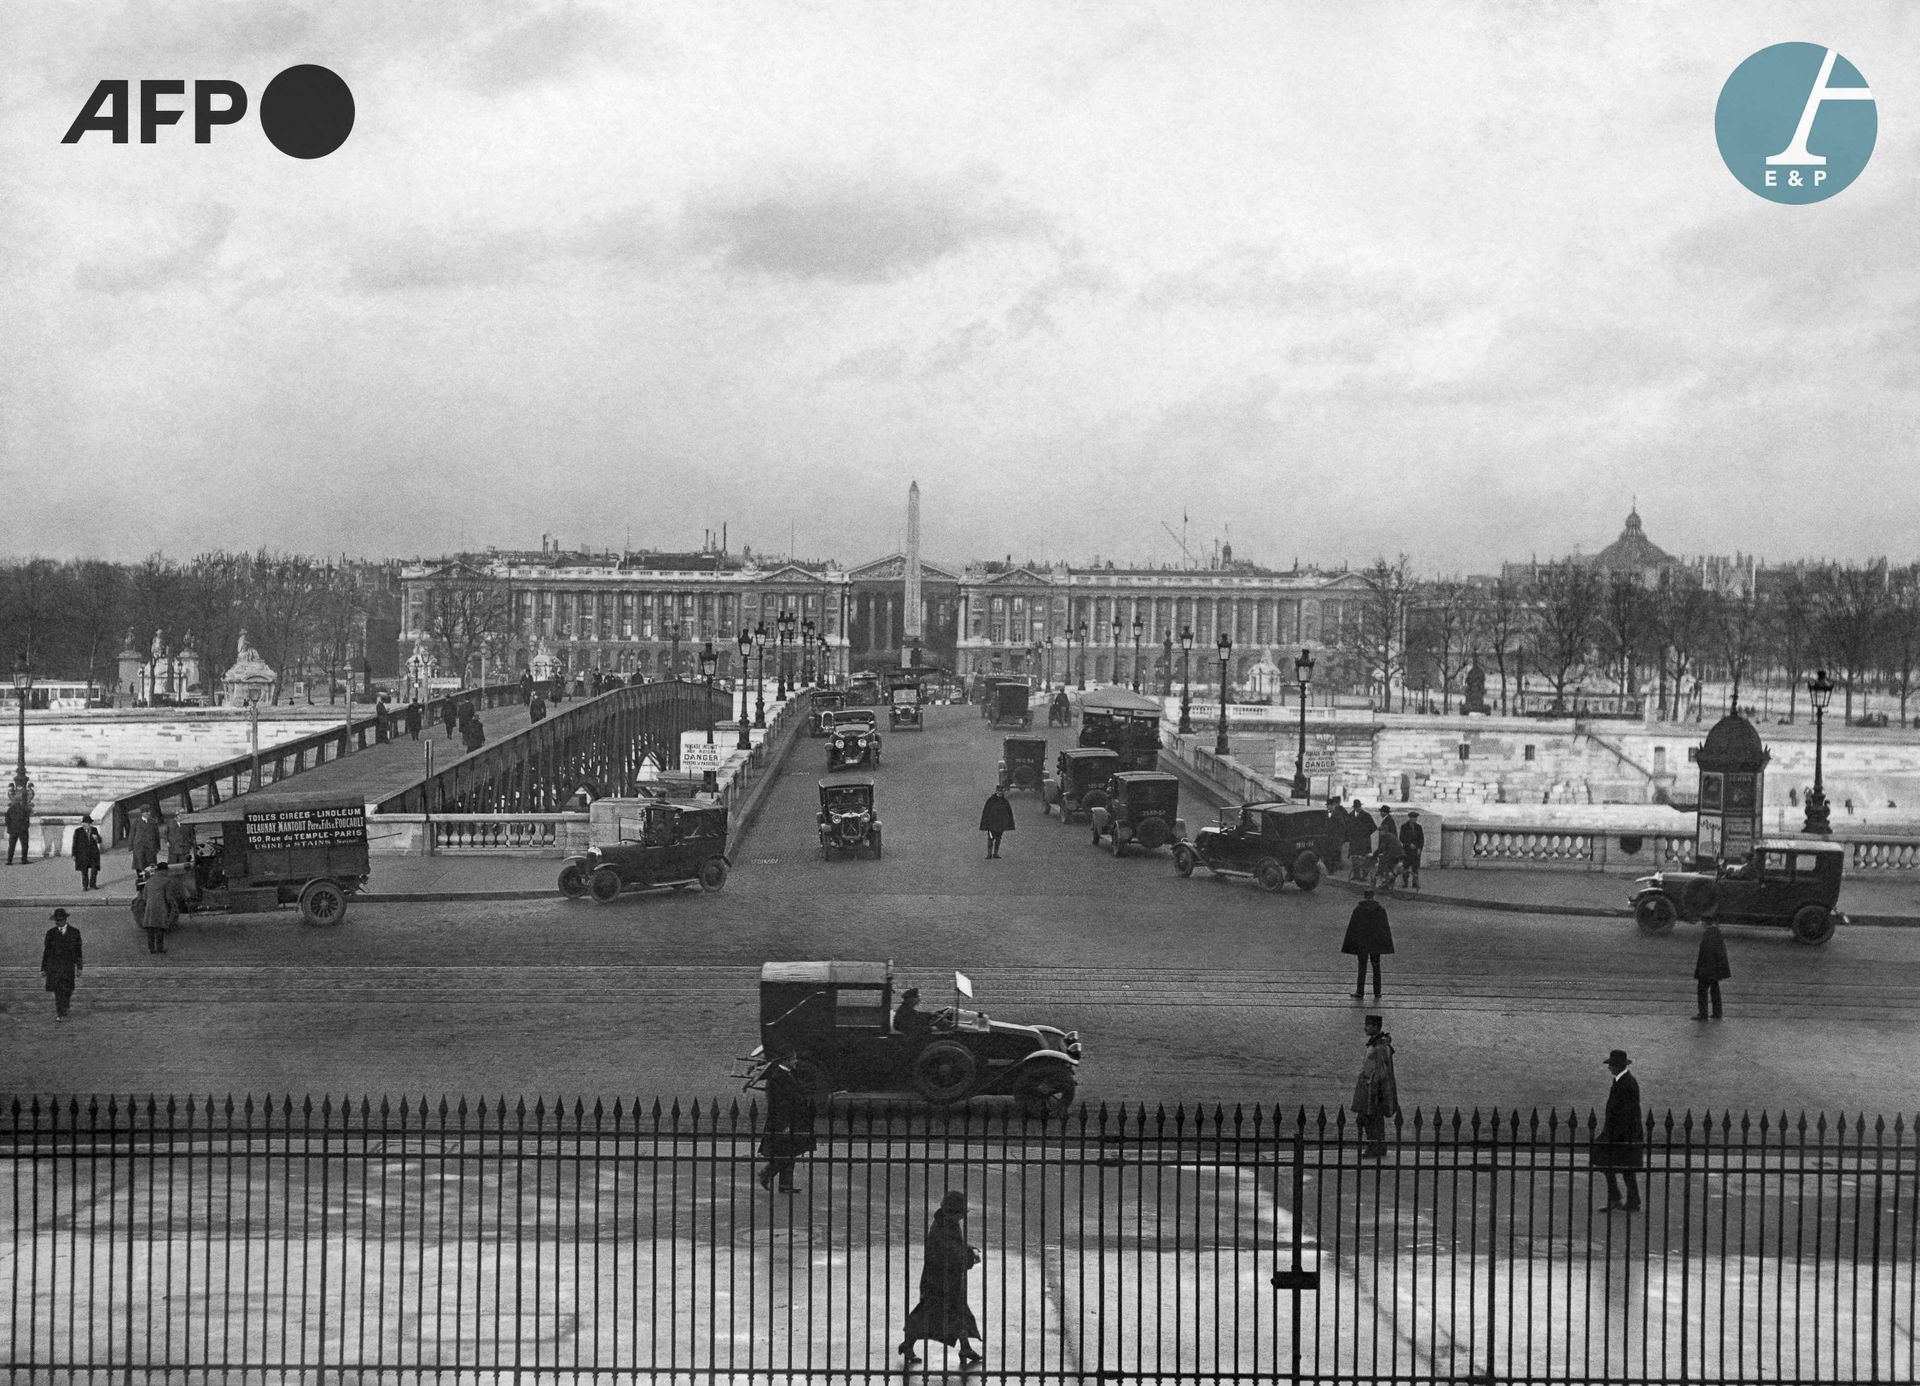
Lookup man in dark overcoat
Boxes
[1398,810,1425,889]
[1593,1049,1644,1212]
[1373,807,1403,890]
[1351,1013,1399,1159]
[374,698,391,743]
[1694,921,1730,1020]
[754,1051,816,1193]
[519,670,534,705]
[898,1189,984,1367]
[439,699,459,741]
[128,807,161,875]
[1322,797,1349,871]
[1344,800,1376,881]
[462,714,486,753]
[528,692,547,724]
[41,908,82,1020]
[71,818,103,890]
[404,699,423,739]
[4,796,29,865]
[979,786,1016,859]
[1341,887,1394,1001]
[139,862,181,954]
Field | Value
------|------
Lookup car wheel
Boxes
[1173,845,1197,878]
[1680,878,1717,921]
[1012,763,1038,790]
[698,856,729,891]
[1635,894,1677,934]
[298,879,347,926]
[1291,851,1322,891]
[1137,818,1171,851]
[558,862,589,899]
[1254,857,1286,893]
[790,1055,835,1101]
[912,1041,979,1105]
[1011,1064,1076,1120]
[589,867,624,903]
[1790,903,1836,946]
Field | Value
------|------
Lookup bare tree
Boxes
[1813,561,1887,723]
[1472,577,1528,714]
[1764,569,1816,723]
[1649,570,1715,720]
[1338,555,1414,709]
[64,559,125,694]
[1596,572,1651,699]
[1407,578,1480,712]
[249,551,326,701]
[1880,564,1920,727]
[0,557,62,669]
[1526,562,1602,713]
[1715,584,1767,717]
[421,562,513,685]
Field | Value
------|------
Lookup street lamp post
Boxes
[700,642,718,745]
[1161,633,1173,700]
[1075,621,1088,690]
[776,610,795,699]
[736,631,753,749]
[1291,646,1315,799]
[1805,668,1835,835]
[1109,618,1120,691]
[11,653,34,816]
[1131,614,1144,693]
[1178,626,1194,734]
[1046,634,1057,689]
[801,618,816,685]
[817,632,832,687]
[1215,632,1233,757]
[668,622,682,681]
[753,623,768,728]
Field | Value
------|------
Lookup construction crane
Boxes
[1160,520,1198,569]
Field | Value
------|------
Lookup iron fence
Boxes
[4,1095,1915,1383]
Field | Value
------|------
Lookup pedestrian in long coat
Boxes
[1592,1049,1644,1212]
[1398,811,1425,889]
[1694,922,1730,1020]
[374,699,391,743]
[404,699,423,739]
[164,813,191,864]
[1322,797,1349,870]
[519,671,534,705]
[529,693,547,724]
[462,715,486,753]
[898,1190,984,1367]
[128,808,161,875]
[439,700,459,740]
[139,862,179,954]
[1373,808,1403,889]
[4,797,29,865]
[754,1053,817,1193]
[1341,887,1394,1001]
[1351,1014,1399,1158]
[71,819,103,890]
[1344,801,1376,881]
[979,786,1016,859]
[41,909,83,1020]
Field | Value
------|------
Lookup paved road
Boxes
[6,704,1920,1116]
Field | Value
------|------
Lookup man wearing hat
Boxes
[1592,1049,1645,1213]
[1398,810,1425,890]
[40,908,83,1020]
[1341,887,1395,1001]
[892,986,931,1037]
[139,861,179,954]
[898,1189,984,1367]
[1351,1014,1399,1159]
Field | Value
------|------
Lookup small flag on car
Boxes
[954,971,974,998]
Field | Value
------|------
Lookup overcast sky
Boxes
[3,2,1915,575]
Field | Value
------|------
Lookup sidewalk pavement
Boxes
[8,843,1919,924]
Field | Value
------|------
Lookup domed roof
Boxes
[1697,711,1769,772]
[1589,507,1677,573]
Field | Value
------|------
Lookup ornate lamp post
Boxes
[736,630,753,749]
[1131,614,1144,693]
[1075,620,1088,690]
[776,609,795,698]
[11,652,33,813]
[668,621,682,681]
[1805,668,1835,835]
[1161,632,1173,700]
[1046,634,1057,689]
[700,641,718,745]
[1109,618,1120,690]
[801,618,817,685]
[1214,632,1233,757]
[752,622,768,728]
[1178,626,1194,734]
[1291,645,1315,799]
[817,631,832,687]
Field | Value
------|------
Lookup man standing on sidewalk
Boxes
[40,908,82,1020]
[1694,921,1730,1020]
[1592,1049,1644,1213]
[1398,810,1425,889]
[5,794,30,865]
[1351,1014,1399,1159]
[1344,800,1376,882]
[1342,887,1394,1001]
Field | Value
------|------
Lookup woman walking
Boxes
[898,1190,984,1368]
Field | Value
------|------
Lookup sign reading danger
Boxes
[244,804,367,852]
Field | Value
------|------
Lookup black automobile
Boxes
[739,961,1081,1116]
[998,735,1049,792]
[1630,838,1846,945]
[988,680,1033,729]
[1043,747,1121,821]
[887,678,924,731]
[818,775,882,859]
[848,672,883,707]
[1088,771,1185,857]
[1078,690,1163,771]
[808,690,850,737]
[1175,802,1327,892]
[558,798,732,902]
[825,710,883,770]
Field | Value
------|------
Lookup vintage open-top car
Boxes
[1089,771,1185,857]
[146,794,372,927]
[818,775,883,858]
[825,710,883,770]
[1078,689,1164,771]
[997,735,1049,792]
[887,678,924,731]
[558,797,731,902]
[1043,747,1122,820]
[1175,802,1327,892]
[739,961,1081,1115]
[1630,838,1846,944]
[987,679,1033,729]
[808,690,850,736]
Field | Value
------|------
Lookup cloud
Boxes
[74,202,236,294]
[459,2,634,92]
[344,228,552,291]
[683,164,1048,283]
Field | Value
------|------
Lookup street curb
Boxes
[1323,875,1920,927]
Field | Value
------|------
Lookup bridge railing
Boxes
[96,684,524,845]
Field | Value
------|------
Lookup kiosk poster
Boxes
[244,805,368,853]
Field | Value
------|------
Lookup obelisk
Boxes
[903,481,923,666]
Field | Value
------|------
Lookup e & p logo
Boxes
[62,64,354,159]
[1715,44,1874,204]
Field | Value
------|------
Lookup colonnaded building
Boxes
[396,486,1373,693]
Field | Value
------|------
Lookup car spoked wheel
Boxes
[298,879,346,926]
[1254,857,1286,893]
[698,857,729,891]
[558,863,589,899]
[1790,904,1835,946]
[1173,845,1197,877]
[912,1041,978,1105]
[589,867,623,903]
[1635,894,1677,934]
[1010,1065,1076,1120]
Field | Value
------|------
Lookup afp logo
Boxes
[61,64,354,159]
[1715,44,1874,204]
